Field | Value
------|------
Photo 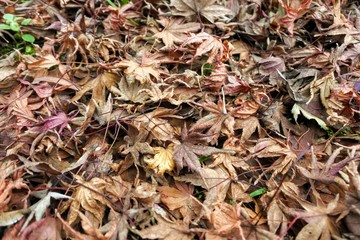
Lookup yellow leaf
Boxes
[145,144,175,175]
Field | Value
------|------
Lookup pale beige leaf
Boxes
[145,144,175,175]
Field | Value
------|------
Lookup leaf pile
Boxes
[0,0,360,239]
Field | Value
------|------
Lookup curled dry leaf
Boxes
[136,213,195,240]
[173,125,234,172]
[145,143,175,175]
[71,71,121,119]
[154,17,201,49]
[158,182,207,224]
[169,0,235,23]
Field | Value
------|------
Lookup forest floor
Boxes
[0,0,360,239]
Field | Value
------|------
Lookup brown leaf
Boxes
[234,116,261,142]
[154,17,201,49]
[173,125,233,172]
[175,166,231,208]
[27,54,60,70]
[190,99,235,144]
[258,56,286,76]
[278,0,311,36]
[115,77,150,103]
[71,71,121,118]
[208,202,244,239]
[158,182,207,224]
[344,161,360,237]
[169,0,235,23]
[183,32,230,63]
[115,51,168,84]
[134,107,179,142]
[60,176,108,227]
[287,194,344,240]
[136,213,194,240]
[20,216,62,240]
[267,200,288,235]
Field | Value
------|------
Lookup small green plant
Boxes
[106,0,130,9]
[0,13,35,44]
[202,63,215,76]
[198,155,211,163]
[249,187,267,198]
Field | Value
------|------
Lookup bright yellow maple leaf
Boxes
[145,144,175,175]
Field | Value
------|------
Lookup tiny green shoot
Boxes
[249,187,267,198]
[202,63,215,76]
[198,155,211,163]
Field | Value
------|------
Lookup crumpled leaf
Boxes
[134,107,179,142]
[208,202,244,238]
[71,71,121,118]
[175,166,231,208]
[169,0,235,23]
[27,54,60,70]
[283,193,345,240]
[292,103,328,130]
[154,17,201,49]
[114,76,150,103]
[278,0,312,36]
[115,51,168,84]
[145,143,175,175]
[22,191,71,231]
[267,200,288,235]
[60,176,108,227]
[173,125,234,172]
[190,99,235,144]
[136,213,194,240]
[158,182,207,224]
[183,32,231,63]
[307,72,336,108]
[20,216,62,240]
[234,116,261,142]
[344,160,360,237]
[258,56,286,76]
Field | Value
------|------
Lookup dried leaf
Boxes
[173,125,233,172]
[190,100,235,144]
[154,17,201,49]
[71,71,120,118]
[169,0,235,23]
[158,182,207,224]
[145,144,175,175]
[136,213,194,240]
[292,103,328,130]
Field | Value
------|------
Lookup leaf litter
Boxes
[0,0,360,239]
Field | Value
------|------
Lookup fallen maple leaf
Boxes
[278,0,312,36]
[60,176,108,227]
[173,125,233,172]
[115,51,168,84]
[190,99,235,144]
[208,202,245,239]
[134,107,179,142]
[136,213,195,239]
[183,32,230,63]
[71,71,121,119]
[154,17,201,49]
[174,166,231,207]
[20,216,62,240]
[115,76,150,103]
[344,160,360,237]
[158,182,207,224]
[281,192,345,240]
[144,143,175,175]
[169,0,235,23]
